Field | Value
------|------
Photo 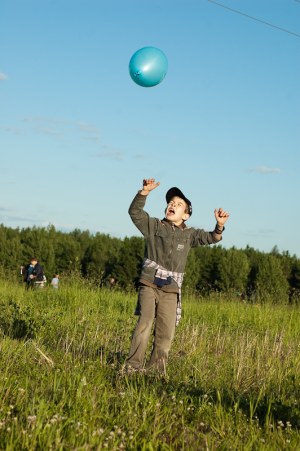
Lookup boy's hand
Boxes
[214,208,230,226]
[140,178,160,195]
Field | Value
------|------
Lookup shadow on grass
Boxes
[0,298,38,340]
[106,355,300,431]
[176,380,300,429]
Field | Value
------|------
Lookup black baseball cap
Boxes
[166,187,192,216]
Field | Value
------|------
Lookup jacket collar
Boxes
[162,218,187,229]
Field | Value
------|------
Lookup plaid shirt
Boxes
[143,258,184,326]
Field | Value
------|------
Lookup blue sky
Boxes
[1,0,299,257]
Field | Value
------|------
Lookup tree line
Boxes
[1,223,300,303]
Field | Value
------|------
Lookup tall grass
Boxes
[0,280,299,450]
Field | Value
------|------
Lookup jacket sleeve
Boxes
[34,264,44,281]
[128,192,156,237]
[190,228,222,247]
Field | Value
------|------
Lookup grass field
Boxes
[0,279,299,450]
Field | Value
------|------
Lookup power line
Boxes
[208,0,300,39]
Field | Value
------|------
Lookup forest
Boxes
[1,223,300,304]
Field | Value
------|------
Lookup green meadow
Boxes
[0,278,299,450]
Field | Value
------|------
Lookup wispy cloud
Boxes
[133,153,146,160]
[22,116,101,141]
[93,148,123,161]
[23,116,67,125]
[83,135,100,143]
[92,144,123,161]
[245,228,275,237]
[0,126,25,135]
[0,213,36,224]
[0,72,8,81]
[0,206,12,212]
[4,115,120,158]
[76,121,100,134]
[248,166,280,174]
[0,209,48,227]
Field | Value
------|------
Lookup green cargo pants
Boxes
[126,285,178,371]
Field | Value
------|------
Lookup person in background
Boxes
[23,257,45,289]
[51,274,60,289]
[105,276,116,289]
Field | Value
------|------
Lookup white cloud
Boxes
[0,72,8,81]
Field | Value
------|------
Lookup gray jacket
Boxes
[129,192,221,289]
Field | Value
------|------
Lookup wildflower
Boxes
[27,415,37,424]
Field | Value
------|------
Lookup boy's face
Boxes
[165,196,190,225]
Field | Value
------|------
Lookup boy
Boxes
[126,178,230,374]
